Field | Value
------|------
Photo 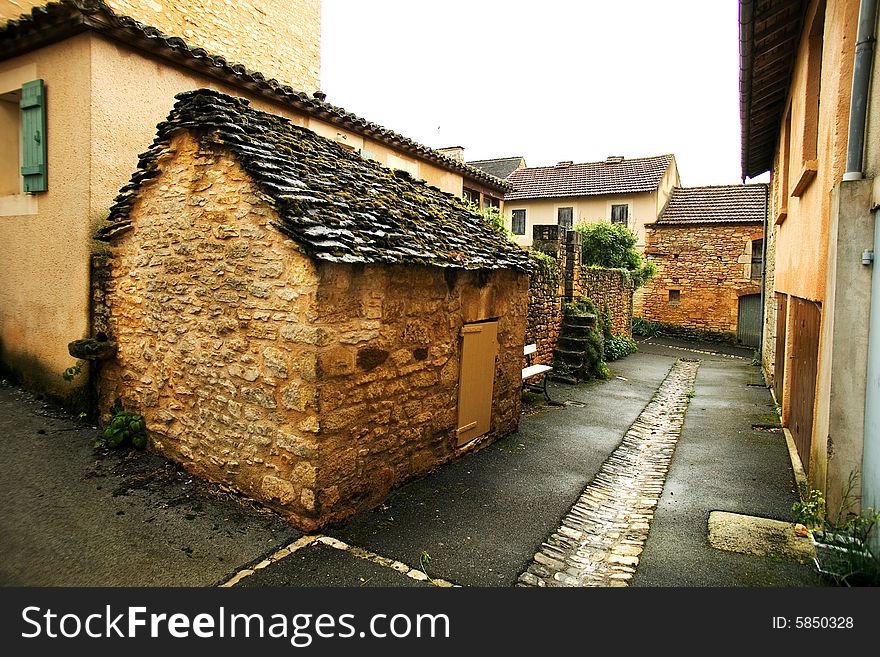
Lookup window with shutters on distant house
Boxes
[511,209,526,235]
[611,204,628,226]
[557,206,573,229]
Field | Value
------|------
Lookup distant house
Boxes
[499,155,680,248]
[639,185,768,346]
[95,89,530,530]
[0,0,508,395]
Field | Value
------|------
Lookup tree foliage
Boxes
[575,221,657,288]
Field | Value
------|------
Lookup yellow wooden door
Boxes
[456,321,498,446]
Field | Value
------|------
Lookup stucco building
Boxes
[740,0,880,524]
[94,89,530,529]
[0,0,508,396]
[482,154,679,249]
[640,184,767,346]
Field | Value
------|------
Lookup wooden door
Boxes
[456,321,498,446]
[787,297,821,473]
[774,293,787,401]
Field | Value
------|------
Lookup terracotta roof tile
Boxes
[656,184,768,225]
[0,0,510,192]
[505,155,673,201]
[99,89,529,273]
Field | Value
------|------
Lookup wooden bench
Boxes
[522,343,554,403]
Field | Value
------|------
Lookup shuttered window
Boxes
[557,206,573,229]
[611,204,628,225]
[511,209,526,235]
[20,79,47,193]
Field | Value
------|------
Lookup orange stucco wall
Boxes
[770,0,858,303]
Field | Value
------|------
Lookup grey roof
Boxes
[99,89,530,273]
[505,155,674,201]
[0,0,510,192]
[655,185,768,225]
[466,157,527,180]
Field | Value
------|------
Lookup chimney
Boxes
[605,155,624,163]
[313,90,327,101]
[438,146,465,163]
[556,161,573,168]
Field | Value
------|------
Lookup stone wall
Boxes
[640,223,763,334]
[526,225,634,361]
[312,263,527,526]
[2,1,323,93]
[96,133,528,529]
[581,267,634,337]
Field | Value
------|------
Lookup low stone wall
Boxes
[526,255,562,366]
[581,267,634,337]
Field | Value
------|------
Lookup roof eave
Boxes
[0,2,510,194]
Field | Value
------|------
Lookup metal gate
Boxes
[787,297,821,473]
[737,293,762,348]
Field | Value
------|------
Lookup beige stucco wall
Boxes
[97,132,527,529]
[0,31,467,394]
[506,191,660,249]
[1,0,322,93]
[0,36,93,392]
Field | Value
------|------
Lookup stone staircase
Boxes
[553,313,598,382]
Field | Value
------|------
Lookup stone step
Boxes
[564,314,596,328]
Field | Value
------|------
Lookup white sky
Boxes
[320,0,763,187]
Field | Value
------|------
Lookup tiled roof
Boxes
[467,157,526,180]
[99,89,529,272]
[655,185,768,225]
[0,0,510,193]
[505,155,674,201]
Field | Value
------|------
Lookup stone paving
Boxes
[517,358,701,587]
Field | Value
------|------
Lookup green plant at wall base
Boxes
[61,360,84,382]
[97,399,147,450]
[794,473,880,586]
[604,335,638,362]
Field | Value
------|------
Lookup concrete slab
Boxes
[707,511,816,564]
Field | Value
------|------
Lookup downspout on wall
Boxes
[853,0,880,552]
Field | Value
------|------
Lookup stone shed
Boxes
[93,89,530,530]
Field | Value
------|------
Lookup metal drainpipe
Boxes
[844,0,879,180]
[854,0,880,550]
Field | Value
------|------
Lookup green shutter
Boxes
[20,79,47,193]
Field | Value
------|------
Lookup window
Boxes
[751,239,764,280]
[484,196,500,209]
[668,289,680,306]
[511,209,526,235]
[463,187,480,206]
[557,206,573,229]
[611,204,629,226]
[0,89,20,196]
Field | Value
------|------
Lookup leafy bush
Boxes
[97,400,147,450]
[604,335,638,361]
[631,317,660,337]
[575,222,657,288]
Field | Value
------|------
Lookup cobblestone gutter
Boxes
[518,358,701,587]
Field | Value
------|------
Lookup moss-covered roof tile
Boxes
[100,89,530,272]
